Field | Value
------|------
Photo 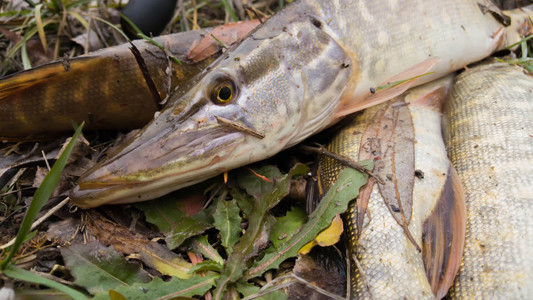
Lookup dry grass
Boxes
[0,0,284,77]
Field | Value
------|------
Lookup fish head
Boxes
[70,14,353,207]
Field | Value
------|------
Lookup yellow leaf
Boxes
[315,213,344,246]
[297,214,344,255]
[109,290,127,300]
[298,240,317,255]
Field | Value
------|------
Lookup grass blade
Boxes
[3,264,89,300]
[34,3,47,54]
[1,122,84,269]
[221,0,239,22]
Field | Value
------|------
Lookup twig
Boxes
[345,246,351,300]
[300,144,384,184]
[215,116,265,139]
[41,150,51,171]
[244,5,264,23]
[352,254,375,299]
[0,197,70,250]
[129,41,162,110]
[242,273,345,300]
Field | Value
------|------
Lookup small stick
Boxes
[129,41,162,110]
[352,254,375,299]
[244,5,264,23]
[300,145,384,184]
[215,116,265,139]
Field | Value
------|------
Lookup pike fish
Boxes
[319,78,466,299]
[0,21,259,140]
[443,62,533,298]
[70,0,532,207]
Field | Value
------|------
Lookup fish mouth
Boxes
[70,121,245,208]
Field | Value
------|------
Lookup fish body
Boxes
[70,0,531,207]
[319,79,465,299]
[443,62,533,298]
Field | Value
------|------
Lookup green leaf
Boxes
[93,275,218,300]
[192,235,224,265]
[269,206,307,249]
[3,264,89,300]
[61,241,151,294]
[246,165,371,279]
[189,261,224,273]
[136,196,213,250]
[236,280,287,300]
[213,198,242,255]
[232,188,254,216]
[1,123,84,269]
[214,164,309,300]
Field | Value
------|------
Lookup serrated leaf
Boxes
[213,198,241,254]
[214,164,309,300]
[246,165,371,279]
[93,275,218,300]
[61,241,150,294]
[136,196,213,249]
[269,206,307,249]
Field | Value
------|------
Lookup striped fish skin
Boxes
[443,62,533,298]
[70,0,531,207]
[319,78,465,299]
[0,30,213,140]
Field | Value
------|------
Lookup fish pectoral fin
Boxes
[334,57,440,118]
[422,165,466,300]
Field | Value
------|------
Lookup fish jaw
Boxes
[70,9,353,208]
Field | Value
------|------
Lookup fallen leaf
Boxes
[187,20,261,62]
[136,195,213,249]
[299,213,343,255]
[86,212,193,279]
[61,241,151,294]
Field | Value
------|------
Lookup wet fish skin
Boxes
[443,62,533,298]
[70,0,532,207]
[319,79,465,299]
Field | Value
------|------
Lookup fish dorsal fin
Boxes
[422,165,466,299]
[335,57,440,118]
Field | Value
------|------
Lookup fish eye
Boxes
[210,80,237,105]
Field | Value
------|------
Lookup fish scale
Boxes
[319,77,463,299]
[443,62,533,298]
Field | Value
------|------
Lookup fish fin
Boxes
[422,165,466,299]
[187,19,261,62]
[335,57,440,118]
[404,75,455,113]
